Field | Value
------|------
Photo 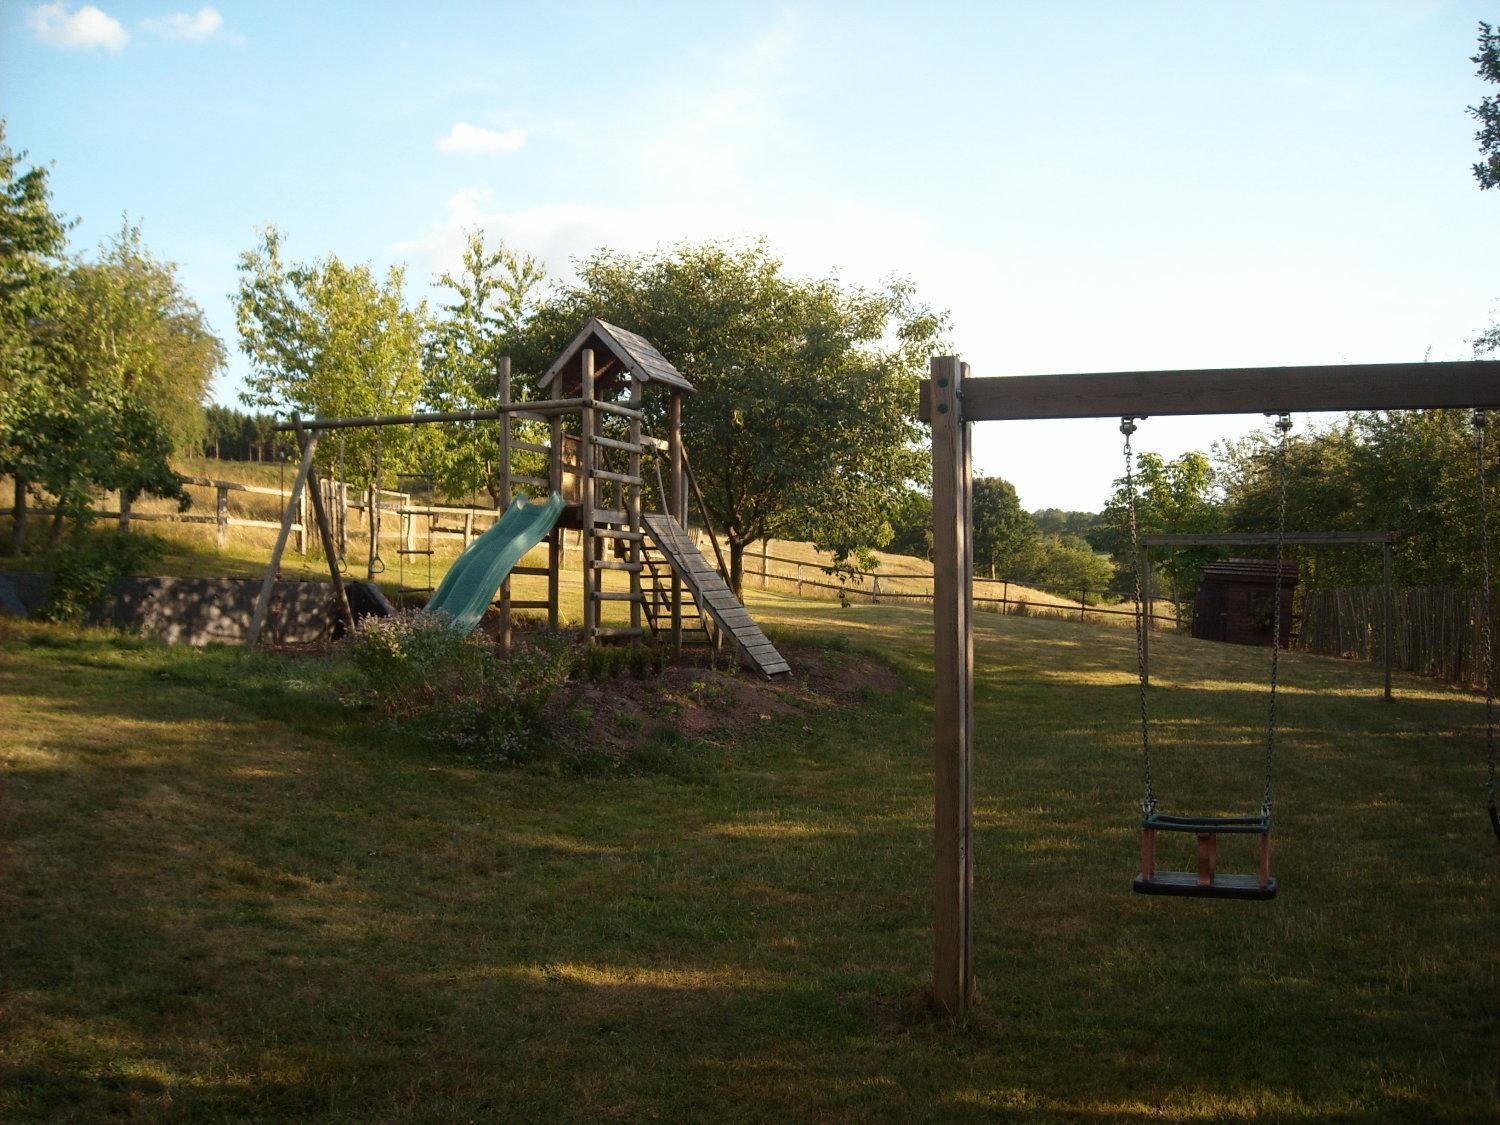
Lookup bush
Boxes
[40,532,163,624]
[344,612,574,764]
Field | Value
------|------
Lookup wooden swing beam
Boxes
[920,357,1500,1020]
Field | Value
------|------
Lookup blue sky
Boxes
[4,1,1498,509]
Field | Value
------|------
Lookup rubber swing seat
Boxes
[1133,813,1277,901]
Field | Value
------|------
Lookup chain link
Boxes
[1121,417,1155,816]
[1261,413,1292,820]
[1475,410,1497,834]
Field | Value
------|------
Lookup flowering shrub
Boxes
[345,612,574,764]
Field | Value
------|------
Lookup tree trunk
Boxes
[48,507,66,550]
[8,476,27,555]
[729,537,745,599]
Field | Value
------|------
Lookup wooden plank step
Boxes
[592,591,644,602]
[507,599,551,610]
[591,560,642,572]
[593,627,646,638]
[510,565,550,577]
[511,440,551,455]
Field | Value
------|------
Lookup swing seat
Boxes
[1133,813,1277,901]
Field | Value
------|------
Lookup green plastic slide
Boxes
[424,492,566,635]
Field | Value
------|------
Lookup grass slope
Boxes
[2,594,1497,1120]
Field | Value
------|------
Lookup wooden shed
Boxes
[1191,559,1298,647]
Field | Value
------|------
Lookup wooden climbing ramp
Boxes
[641,513,791,678]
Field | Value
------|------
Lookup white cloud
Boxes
[435,123,527,155]
[140,6,227,41]
[28,2,129,51]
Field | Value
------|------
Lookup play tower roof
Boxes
[539,317,695,395]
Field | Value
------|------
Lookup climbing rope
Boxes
[1261,413,1293,820]
[1474,410,1499,841]
[1121,417,1155,816]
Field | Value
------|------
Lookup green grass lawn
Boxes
[2,590,1497,1120]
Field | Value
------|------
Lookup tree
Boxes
[0,120,72,552]
[1029,535,1115,599]
[510,240,946,593]
[235,227,427,484]
[1097,451,1222,612]
[1218,411,1489,590]
[60,222,223,452]
[1471,22,1500,191]
[0,128,195,551]
[422,229,544,504]
[971,475,1040,580]
[883,487,933,560]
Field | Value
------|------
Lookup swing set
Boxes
[921,356,1500,1019]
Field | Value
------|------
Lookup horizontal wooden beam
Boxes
[271,400,585,432]
[1140,531,1395,546]
[918,361,1500,422]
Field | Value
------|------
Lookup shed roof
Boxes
[1202,559,1299,585]
[539,318,694,394]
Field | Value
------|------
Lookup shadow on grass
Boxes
[2,614,1497,1119]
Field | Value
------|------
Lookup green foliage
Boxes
[579,641,668,680]
[972,475,1040,579]
[344,613,573,764]
[1470,21,1500,191]
[0,129,204,552]
[1028,535,1116,599]
[59,221,223,453]
[1218,410,1492,589]
[422,230,545,504]
[1031,508,1100,537]
[200,405,293,461]
[39,531,163,624]
[235,226,427,485]
[882,487,932,559]
[1098,450,1222,601]
[509,239,947,592]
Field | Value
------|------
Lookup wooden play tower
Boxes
[501,319,788,677]
[252,319,788,676]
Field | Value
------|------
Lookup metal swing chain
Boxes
[1122,417,1155,816]
[1261,412,1293,820]
[1473,410,1499,839]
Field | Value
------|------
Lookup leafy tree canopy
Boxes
[509,239,947,592]
[235,226,427,485]
[1470,21,1500,191]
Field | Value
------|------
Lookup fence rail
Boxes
[1300,585,1491,689]
[741,547,1175,627]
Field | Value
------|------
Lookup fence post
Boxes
[797,564,804,597]
[296,486,307,554]
[761,539,769,589]
[872,574,881,604]
[1080,587,1087,623]
[215,486,229,549]
[117,492,132,532]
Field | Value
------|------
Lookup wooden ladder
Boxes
[641,513,791,678]
[640,540,712,644]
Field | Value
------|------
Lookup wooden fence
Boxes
[742,546,1176,628]
[1299,586,1492,688]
